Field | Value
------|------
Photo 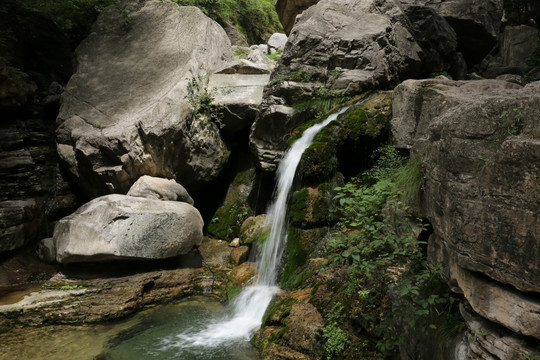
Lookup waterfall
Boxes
[166,106,350,350]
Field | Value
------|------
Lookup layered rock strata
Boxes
[392,79,540,353]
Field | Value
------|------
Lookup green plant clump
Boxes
[322,302,349,360]
[326,145,461,358]
[187,75,223,129]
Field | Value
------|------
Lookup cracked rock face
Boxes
[250,0,425,171]
[54,194,204,263]
[56,1,233,198]
[392,78,540,343]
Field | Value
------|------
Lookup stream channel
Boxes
[1,106,351,360]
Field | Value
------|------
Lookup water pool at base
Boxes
[0,296,259,360]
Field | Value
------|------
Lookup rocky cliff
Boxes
[0,0,539,358]
[393,78,540,359]
[0,1,78,255]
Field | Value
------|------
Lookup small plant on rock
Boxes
[187,75,223,128]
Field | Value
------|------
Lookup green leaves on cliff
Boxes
[326,145,460,358]
[171,0,282,44]
[187,75,223,129]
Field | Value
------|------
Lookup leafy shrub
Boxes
[322,302,349,360]
[327,145,461,358]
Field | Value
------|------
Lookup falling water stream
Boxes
[8,105,353,360]
[155,105,353,352]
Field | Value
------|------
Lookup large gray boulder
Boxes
[54,194,204,263]
[267,33,288,51]
[56,0,233,199]
[208,59,272,134]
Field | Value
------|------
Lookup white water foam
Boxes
[165,106,351,349]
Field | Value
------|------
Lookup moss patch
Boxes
[292,92,393,181]
[281,226,327,290]
[207,167,256,241]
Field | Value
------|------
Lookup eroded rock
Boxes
[56,1,233,198]
[209,59,272,134]
[250,0,424,170]
[393,79,540,347]
[394,79,540,293]
[267,33,288,51]
[54,194,204,263]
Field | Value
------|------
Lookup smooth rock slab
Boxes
[127,175,194,205]
[54,194,203,263]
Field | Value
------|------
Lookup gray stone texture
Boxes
[54,194,204,263]
[56,1,234,198]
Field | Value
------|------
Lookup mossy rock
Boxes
[239,214,270,245]
[294,91,393,180]
[207,166,256,241]
[289,187,335,228]
[281,226,327,289]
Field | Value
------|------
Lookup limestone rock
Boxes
[429,233,540,340]
[500,25,539,69]
[198,237,233,268]
[399,5,466,78]
[250,0,423,170]
[459,304,540,360]
[458,266,540,340]
[209,60,272,134]
[56,1,233,198]
[127,175,194,205]
[240,215,269,246]
[422,0,503,66]
[229,238,241,248]
[482,25,539,78]
[0,267,204,327]
[393,79,540,294]
[267,33,288,51]
[54,194,204,263]
[283,303,324,354]
[230,246,250,265]
[391,78,522,149]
